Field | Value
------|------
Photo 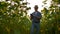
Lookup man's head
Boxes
[34,5,38,11]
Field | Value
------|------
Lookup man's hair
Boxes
[34,5,38,9]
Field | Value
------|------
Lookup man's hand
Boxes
[30,14,33,20]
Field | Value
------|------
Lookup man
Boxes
[30,5,42,34]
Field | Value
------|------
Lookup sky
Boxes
[27,0,52,15]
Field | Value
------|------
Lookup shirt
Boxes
[31,11,42,23]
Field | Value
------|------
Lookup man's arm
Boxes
[30,14,33,20]
[38,12,42,19]
[36,16,41,19]
[34,12,42,19]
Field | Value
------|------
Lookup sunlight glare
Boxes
[27,0,52,15]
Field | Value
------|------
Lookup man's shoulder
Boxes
[31,12,35,14]
[37,11,41,14]
[32,11,41,14]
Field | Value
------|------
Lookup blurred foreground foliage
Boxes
[0,0,60,34]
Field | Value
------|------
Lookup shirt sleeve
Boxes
[38,12,42,19]
[30,12,34,19]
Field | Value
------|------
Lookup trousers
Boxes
[30,22,40,34]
